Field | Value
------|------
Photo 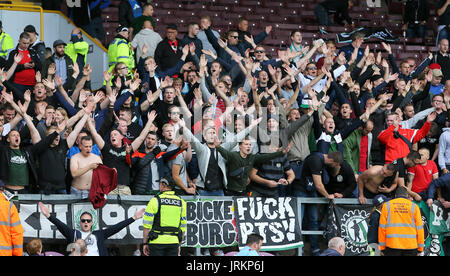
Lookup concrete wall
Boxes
[0,9,108,89]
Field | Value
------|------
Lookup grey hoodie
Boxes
[438,128,450,170]
[130,28,163,61]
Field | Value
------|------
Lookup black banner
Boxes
[324,203,373,256]
[234,197,303,251]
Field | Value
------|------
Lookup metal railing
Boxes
[0,3,44,40]
[15,194,372,256]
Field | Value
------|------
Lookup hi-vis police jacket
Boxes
[143,191,187,244]
[107,35,135,73]
[0,31,14,59]
[378,197,425,252]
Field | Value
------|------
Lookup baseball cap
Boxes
[116,26,129,33]
[53,39,66,48]
[429,63,441,70]
[158,175,176,188]
[24,25,39,35]
[300,98,312,109]
[373,194,388,207]
[432,69,443,78]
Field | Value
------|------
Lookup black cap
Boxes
[0,21,3,29]
[167,24,178,30]
[24,25,38,35]
[53,39,67,48]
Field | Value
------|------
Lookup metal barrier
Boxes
[15,194,373,256]
[0,3,44,40]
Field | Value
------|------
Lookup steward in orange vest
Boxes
[0,180,23,256]
[378,186,424,256]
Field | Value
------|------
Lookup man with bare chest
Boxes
[70,136,102,198]
[358,163,398,204]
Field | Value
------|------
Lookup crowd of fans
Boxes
[0,0,449,256]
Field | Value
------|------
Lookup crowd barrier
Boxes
[14,194,372,256]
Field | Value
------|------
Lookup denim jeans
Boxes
[437,26,449,46]
[406,24,426,38]
[291,188,320,255]
[197,189,224,196]
[70,187,90,199]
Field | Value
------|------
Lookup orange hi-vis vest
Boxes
[378,197,425,252]
[0,193,23,256]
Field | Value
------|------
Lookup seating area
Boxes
[99,0,439,61]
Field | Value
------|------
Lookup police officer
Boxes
[142,175,187,256]
[0,20,14,66]
[65,28,89,70]
[107,26,135,75]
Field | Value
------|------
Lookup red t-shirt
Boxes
[407,160,438,193]
[14,49,36,86]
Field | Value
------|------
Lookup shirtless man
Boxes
[358,163,398,204]
[70,136,102,198]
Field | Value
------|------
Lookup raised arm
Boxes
[131,110,157,151]
[87,116,105,150]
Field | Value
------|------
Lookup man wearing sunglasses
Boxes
[39,202,145,256]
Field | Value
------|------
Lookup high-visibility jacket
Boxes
[0,31,14,59]
[143,191,187,245]
[65,37,89,67]
[107,36,134,74]
[0,193,23,256]
[378,197,425,252]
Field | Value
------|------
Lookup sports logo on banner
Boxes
[234,197,303,251]
[324,203,372,256]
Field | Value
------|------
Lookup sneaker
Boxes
[133,249,141,256]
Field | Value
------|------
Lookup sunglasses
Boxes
[81,219,92,223]
[118,67,128,70]
[229,35,238,39]
[255,50,265,54]
[307,67,317,70]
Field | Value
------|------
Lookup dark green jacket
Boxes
[217,147,284,193]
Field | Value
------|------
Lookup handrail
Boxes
[0,4,44,40]
[45,9,108,53]
[0,5,108,53]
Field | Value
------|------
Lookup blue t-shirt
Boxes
[235,246,259,256]
[430,84,444,95]
[67,144,101,159]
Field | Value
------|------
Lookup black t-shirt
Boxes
[38,139,69,185]
[325,160,356,198]
[204,148,224,191]
[393,157,406,180]
[127,122,142,141]
[293,153,325,192]
[101,143,130,186]
[149,98,180,129]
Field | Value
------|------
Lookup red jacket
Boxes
[89,164,118,209]
[378,122,431,164]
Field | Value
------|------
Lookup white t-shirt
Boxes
[81,231,99,256]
